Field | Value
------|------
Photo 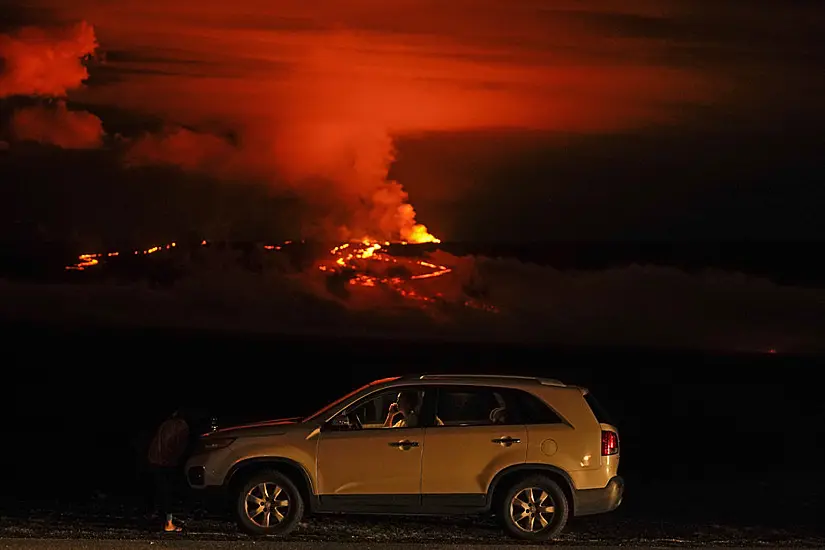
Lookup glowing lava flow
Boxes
[316,238,462,307]
[62,235,496,311]
[63,238,452,284]
[316,238,497,312]
[66,242,178,270]
[320,239,451,280]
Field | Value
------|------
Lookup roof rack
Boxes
[413,374,566,387]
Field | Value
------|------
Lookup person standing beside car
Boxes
[147,408,190,533]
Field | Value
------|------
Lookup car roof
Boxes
[392,373,567,388]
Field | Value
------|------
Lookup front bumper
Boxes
[185,452,229,489]
[573,476,624,516]
[187,465,205,486]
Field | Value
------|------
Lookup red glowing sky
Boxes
[2,0,823,241]
[23,0,716,134]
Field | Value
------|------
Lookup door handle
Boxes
[492,436,521,447]
[388,440,419,450]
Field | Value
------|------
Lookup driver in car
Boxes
[383,391,420,428]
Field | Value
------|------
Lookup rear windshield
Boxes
[584,392,615,425]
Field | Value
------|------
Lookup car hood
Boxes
[204,416,310,438]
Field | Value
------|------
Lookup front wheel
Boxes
[499,475,569,541]
[235,470,304,537]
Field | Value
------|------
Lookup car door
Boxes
[421,385,527,509]
[315,386,427,512]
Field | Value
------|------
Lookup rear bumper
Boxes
[573,476,624,517]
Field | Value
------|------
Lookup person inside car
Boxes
[383,391,445,428]
[383,391,421,428]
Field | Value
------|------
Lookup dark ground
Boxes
[0,542,808,550]
[2,321,824,545]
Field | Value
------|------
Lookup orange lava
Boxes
[322,238,451,282]
[65,242,176,270]
[63,235,497,312]
[318,237,496,312]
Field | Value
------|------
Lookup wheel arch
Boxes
[487,464,577,515]
[225,457,316,512]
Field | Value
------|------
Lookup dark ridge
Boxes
[3,318,821,362]
[427,240,825,287]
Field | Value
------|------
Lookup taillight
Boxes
[601,430,619,456]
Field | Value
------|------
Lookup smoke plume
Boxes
[1,1,715,241]
[123,127,240,175]
[0,21,97,98]
[1,21,105,150]
[10,100,104,149]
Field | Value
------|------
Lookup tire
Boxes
[498,475,569,541]
[235,470,304,537]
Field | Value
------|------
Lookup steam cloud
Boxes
[10,100,104,149]
[2,1,714,241]
[0,21,96,97]
[124,124,434,242]
[1,21,105,148]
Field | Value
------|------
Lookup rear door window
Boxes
[432,386,564,426]
[508,389,565,425]
[434,386,509,426]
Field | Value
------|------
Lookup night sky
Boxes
[2,0,823,244]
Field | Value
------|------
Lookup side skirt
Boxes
[314,493,488,516]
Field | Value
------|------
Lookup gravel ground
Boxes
[0,496,823,548]
[0,540,806,550]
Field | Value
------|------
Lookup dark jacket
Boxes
[147,416,190,468]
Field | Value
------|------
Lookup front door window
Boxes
[345,388,427,430]
[316,386,428,501]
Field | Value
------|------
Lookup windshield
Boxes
[303,377,401,423]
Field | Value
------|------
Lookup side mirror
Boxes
[323,414,352,432]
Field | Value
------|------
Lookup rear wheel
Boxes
[499,475,569,541]
[235,470,304,537]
